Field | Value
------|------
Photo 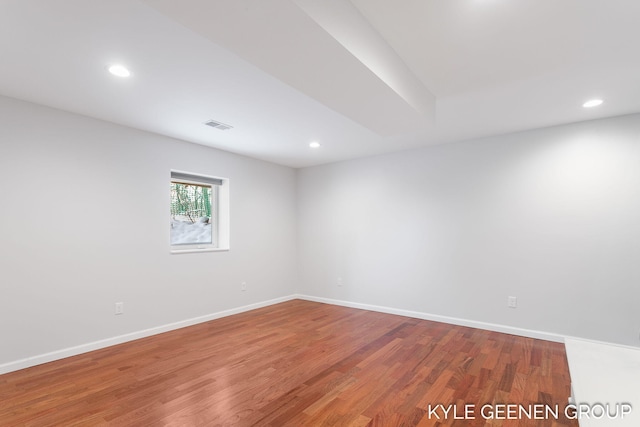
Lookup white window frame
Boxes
[170,170,230,254]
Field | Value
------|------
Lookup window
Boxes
[170,170,229,253]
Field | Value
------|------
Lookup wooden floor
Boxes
[0,300,576,426]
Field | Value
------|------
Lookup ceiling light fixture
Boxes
[108,64,131,78]
[583,99,603,108]
[309,141,321,148]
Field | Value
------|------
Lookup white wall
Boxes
[2,94,639,373]
[0,96,298,369]
[297,113,640,347]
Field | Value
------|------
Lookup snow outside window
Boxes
[170,171,229,253]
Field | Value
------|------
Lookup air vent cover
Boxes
[204,119,233,131]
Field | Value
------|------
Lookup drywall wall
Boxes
[0,96,297,369]
[297,113,640,346]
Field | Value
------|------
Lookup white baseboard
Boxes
[295,294,566,343]
[4,294,610,376]
[0,295,297,375]
[564,336,640,352]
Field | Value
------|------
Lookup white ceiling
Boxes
[1,0,639,168]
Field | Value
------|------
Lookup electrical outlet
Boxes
[507,296,517,309]
[337,277,343,287]
[115,302,124,315]
[241,282,247,291]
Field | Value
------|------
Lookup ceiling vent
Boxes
[204,119,233,131]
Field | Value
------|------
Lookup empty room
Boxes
[1,1,639,426]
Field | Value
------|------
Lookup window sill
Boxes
[170,247,229,255]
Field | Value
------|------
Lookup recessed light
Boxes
[108,64,131,78]
[583,99,603,108]
[309,141,321,148]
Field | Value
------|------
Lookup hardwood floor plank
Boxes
[0,300,577,426]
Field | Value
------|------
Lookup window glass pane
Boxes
[170,182,213,245]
